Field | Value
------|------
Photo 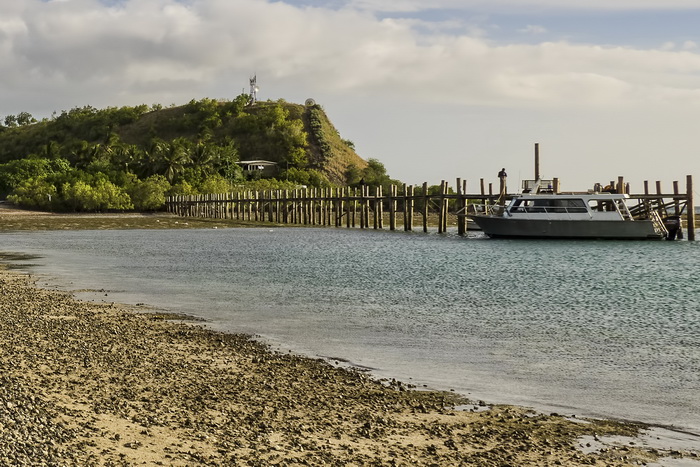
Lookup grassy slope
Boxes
[298,104,368,183]
[118,101,368,184]
[0,101,369,186]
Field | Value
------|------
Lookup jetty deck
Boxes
[166,175,696,241]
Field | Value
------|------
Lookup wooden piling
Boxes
[673,181,681,217]
[655,181,667,217]
[687,175,696,241]
[407,185,415,231]
[457,178,466,235]
[421,182,429,233]
[389,185,397,231]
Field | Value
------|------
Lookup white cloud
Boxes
[0,0,697,190]
[343,0,700,13]
[518,24,547,35]
[1,1,699,117]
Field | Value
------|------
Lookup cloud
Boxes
[1,0,700,118]
[518,24,547,35]
[343,0,700,13]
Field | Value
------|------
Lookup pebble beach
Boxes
[0,208,698,465]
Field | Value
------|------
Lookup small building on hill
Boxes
[237,160,278,177]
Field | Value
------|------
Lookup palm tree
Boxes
[190,142,218,177]
[158,140,191,184]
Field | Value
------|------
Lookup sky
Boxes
[2,0,700,192]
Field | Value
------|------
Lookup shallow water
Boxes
[1,227,699,436]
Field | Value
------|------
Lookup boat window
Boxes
[588,199,617,212]
[511,198,587,213]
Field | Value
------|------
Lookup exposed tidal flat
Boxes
[1,208,699,464]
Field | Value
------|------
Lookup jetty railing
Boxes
[165,176,696,240]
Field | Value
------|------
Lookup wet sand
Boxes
[0,206,698,465]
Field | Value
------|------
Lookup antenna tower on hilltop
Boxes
[249,75,259,104]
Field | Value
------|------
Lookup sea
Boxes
[1,226,699,445]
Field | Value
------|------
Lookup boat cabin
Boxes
[505,193,633,220]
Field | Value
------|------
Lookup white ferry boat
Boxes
[469,192,668,239]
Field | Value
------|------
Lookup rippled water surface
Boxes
[2,227,699,435]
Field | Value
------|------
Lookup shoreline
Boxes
[0,208,699,463]
[0,270,696,465]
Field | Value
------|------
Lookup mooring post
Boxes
[641,181,650,217]
[389,185,397,230]
[673,181,681,217]
[350,188,355,228]
[422,182,429,233]
[373,186,380,230]
[345,188,351,228]
[655,181,666,217]
[442,180,449,233]
[268,190,273,223]
[327,188,332,226]
[407,185,415,230]
[359,187,365,229]
[437,181,443,233]
[366,186,372,228]
[337,188,342,228]
[617,176,625,194]
[276,190,282,223]
[687,175,696,241]
[308,188,315,225]
[290,189,296,224]
[457,178,465,235]
[322,188,328,226]
[443,181,448,233]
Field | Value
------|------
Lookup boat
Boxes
[469,191,669,239]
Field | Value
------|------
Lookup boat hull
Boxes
[469,216,664,239]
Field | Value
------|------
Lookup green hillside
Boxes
[0,97,385,212]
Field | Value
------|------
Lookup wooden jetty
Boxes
[165,175,696,241]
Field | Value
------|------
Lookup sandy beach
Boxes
[0,207,698,465]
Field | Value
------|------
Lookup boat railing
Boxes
[510,206,589,215]
[649,210,669,237]
[467,204,505,216]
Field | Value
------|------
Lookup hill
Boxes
[0,97,383,212]
[0,98,367,184]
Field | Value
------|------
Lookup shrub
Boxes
[128,175,170,211]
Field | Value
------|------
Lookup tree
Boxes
[148,139,192,183]
[16,112,36,126]
[62,178,132,211]
[345,164,362,186]
[232,103,308,165]
[199,174,233,194]
[3,115,17,127]
[0,157,71,197]
[7,179,57,209]
[281,168,331,188]
[128,175,170,211]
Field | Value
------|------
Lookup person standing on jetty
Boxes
[497,168,507,204]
